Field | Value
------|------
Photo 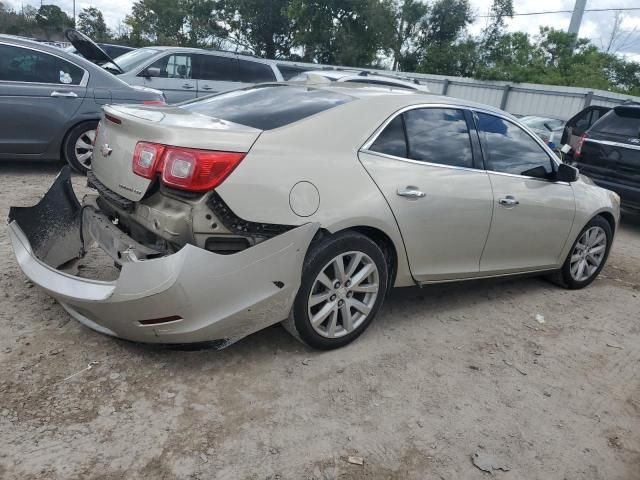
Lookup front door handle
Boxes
[397,187,426,199]
[499,196,519,206]
[182,84,195,89]
[200,85,213,91]
[51,91,78,98]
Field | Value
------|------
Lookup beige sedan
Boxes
[8,83,620,349]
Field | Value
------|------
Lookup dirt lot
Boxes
[1,162,639,480]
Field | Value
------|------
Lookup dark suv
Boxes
[574,104,640,211]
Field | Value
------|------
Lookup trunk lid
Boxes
[92,104,262,201]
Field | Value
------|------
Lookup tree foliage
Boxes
[0,0,638,94]
[78,7,109,42]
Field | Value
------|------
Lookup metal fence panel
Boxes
[275,59,640,119]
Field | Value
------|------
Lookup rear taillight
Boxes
[143,100,166,106]
[575,133,587,158]
[132,142,165,179]
[132,142,245,192]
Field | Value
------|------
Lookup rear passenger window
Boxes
[369,116,407,158]
[476,112,554,177]
[404,108,473,168]
[237,60,276,82]
[0,44,84,84]
[195,55,238,81]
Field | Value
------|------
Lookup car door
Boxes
[0,43,86,155]
[359,107,494,282]
[475,112,576,273]
[142,52,196,103]
[195,54,242,96]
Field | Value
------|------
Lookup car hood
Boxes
[64,29,120,72]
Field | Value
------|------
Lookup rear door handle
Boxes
[51,91,78,98]
[182,84,195,89]
[499,196,519,206]
[397,187,426,199]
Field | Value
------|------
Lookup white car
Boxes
[8,83,619,350]
[290,69,431,92]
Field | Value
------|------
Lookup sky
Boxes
[5,0,640,60]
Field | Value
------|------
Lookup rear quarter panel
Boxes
[216,97,416,286]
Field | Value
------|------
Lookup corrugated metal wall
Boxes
[277,60,640,119]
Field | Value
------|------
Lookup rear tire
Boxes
[63,121,98,174]
[556,216,613,289]
[283,231,388,350]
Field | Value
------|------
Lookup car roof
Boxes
[0,34,101,69]
[284,82,513,118]
[141,46,276,64]
[301,69,423,85]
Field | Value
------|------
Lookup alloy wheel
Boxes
[569,226,607,282]
[74,129,96,169]
[307,251,380,338]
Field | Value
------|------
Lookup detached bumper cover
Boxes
[8,168,319,345]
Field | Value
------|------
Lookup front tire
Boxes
[283,231,388,350]
[558,216,613,289]
[63,121,98,174]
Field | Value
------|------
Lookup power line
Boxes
[478,7,640,18]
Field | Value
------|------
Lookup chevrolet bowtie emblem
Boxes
[101,144,112,157]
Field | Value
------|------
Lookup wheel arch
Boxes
[59,118,100,159]
[595,210,616,234]
[313,225,399,292]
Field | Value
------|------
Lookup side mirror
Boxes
[142,66,161,78]
[556,163,579,182]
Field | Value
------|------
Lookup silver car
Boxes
[0,35,165,173]
[66,31,284,104]
[8,84,620,350]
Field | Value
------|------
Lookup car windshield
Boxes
[181,84,355,130]
[102,47,156,74]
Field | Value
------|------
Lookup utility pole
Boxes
[568,0,587,36]
[73,0,76,26]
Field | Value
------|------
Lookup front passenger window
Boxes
[476,112,554,178]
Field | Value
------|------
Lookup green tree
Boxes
[289,0,395,66]
[220,0,293,58]
[388,0,429,70]
[35,4,74,39]
[78,7,110,41]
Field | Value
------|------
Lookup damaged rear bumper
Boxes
[8,168,318,346]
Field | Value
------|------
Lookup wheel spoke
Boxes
[77,151,92,162]
[85,130,96,143]
[309,292,330,307]
[350,283,378,293]
[327,309,338,337]
[345,252,363,279]
[349,298,371,315]
[76,138,93,150]
[340,303,353,332]
[311,302,334,327]
[350,263,374,287]
[576,259,587,280]
[332,256,346,283]
[589,244,605,255]
[316,271,334,290]
[571,253,582,263]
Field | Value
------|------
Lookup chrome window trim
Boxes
[360,102,569,185]
[585,138,640,152]
[0,41,89,87]
[361,149,486,174]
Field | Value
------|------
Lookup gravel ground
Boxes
[1,162,639,480]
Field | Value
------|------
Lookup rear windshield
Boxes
[592,108,640,137]
[181,84,354,130]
